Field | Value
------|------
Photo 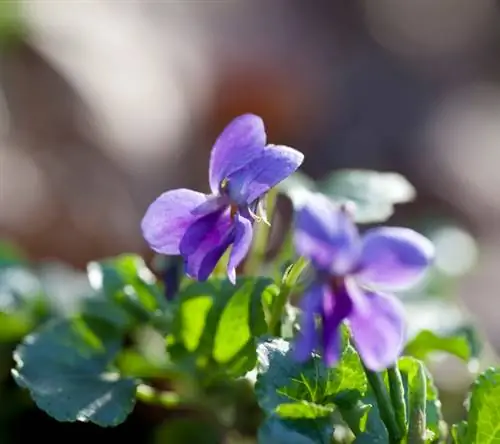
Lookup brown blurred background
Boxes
[1,0,500,359]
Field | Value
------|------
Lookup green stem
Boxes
[387,366,408,439]
[268,256,309,336]
[136,384,182,409]
[407,363,427,444]
[245,187,278,276]
[362,364,402,444]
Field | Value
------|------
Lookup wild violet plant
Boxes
[4,114,497,443]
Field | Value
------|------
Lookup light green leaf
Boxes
[405,327,481,363]
[12,317,137,426]
[276,401,335,419]
[325,344,367,404]
[168,277,273,379]
[460,367,500,443]
[318,169,416,223]
[451,421,468,444]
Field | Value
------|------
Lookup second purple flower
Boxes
[293,194,434,371]
[141,114,304,284]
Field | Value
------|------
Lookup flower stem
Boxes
[268,256,308,336]
[362,364,402,444]
[136,384,182,408]
[245,187,278,276]
[387,366,408,439]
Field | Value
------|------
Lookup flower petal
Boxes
[321,283,353,366]
[348,288,406,371]
[358,227,434,290]
[226,144,304,205]
[141,188,208,255]
[184,212,235,281]
[227,215,253,284]
[209,114,266,193]
[293,284,324,362]
[191,195,229,217]
[294,193,360,273]
[179,209,225,257]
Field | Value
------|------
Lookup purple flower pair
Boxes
[141,113,434,372]
[141,114,304,283]
[293,194,434,371]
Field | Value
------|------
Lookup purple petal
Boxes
[293,284,324,362]
[321,282,353,366]
[141,188,207,255]
[348,287,406,371]
[226,144,304,205]
[227,215,253,284]
[209,114,266,194]
[357,227,434,290]
[191,195,229,217]
[294,193,361,273]
[179,209,225,257]
[184,212,235,281]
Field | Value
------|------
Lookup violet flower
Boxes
[141,114,304,284]
[293,194,434,371]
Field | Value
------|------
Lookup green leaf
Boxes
[0,266,44,313]
[255,338,327,413]
[256,337,369,441]
[276,401,335,419]
[86,254,169,332]
[451,421,468,444]
[258,416,332,444]
[318,169,416,223]
[168,277,272,379]
[0,240,27,266]
[276,171,317,207]
[398,357,445,443]
[399,358,427,443]
[325,344,367,404]
[12,316,137,426]
[460,367,500,443]
[405,327,481,363]
[348,395,389,444]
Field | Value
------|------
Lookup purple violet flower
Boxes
[293,194,434,371]
[141,114,304,284]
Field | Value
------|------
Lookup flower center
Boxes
[329,275,346,293]
[219,177,270,226]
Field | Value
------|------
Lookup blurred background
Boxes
[1,0,500,442]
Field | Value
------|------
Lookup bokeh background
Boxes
[1,0,500,442]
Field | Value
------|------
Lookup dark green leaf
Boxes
[12,317,137,426]
[256,336,371,441]
[348,395,389,444]
[167,277,272,379]
[460,367,500,443]
[87,254,169,332]
[318,169,415,223]
[258,416,332,444]
[255,338,327,414]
